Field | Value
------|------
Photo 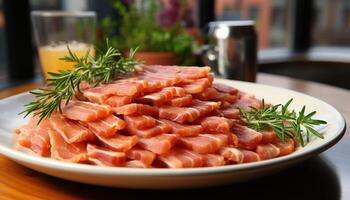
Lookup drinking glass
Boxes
[31,11,96,79]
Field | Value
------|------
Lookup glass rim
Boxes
[31,10,96,17]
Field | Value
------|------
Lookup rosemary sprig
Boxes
[20,42,140,123]
[239,98,327,146]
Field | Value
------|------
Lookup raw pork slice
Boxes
[241,149,261,163]
[113,103,159,116]
[161,119,202,137]
[127,120,171,138]
[49,113,95,143]
[170,95,192,107]
[87,144,125,166]
[142,65,211,80]
[193,87,218,101]
[124,160,149,168]
[201,116,233,133]
[84,115,125,138]
[182,77,212,94]
[219,147,244,164]
[260,129,276,144]
[138,134,178,154]
[48,129,87,163]
[212,83,238,95]
[124,115,156,130]
[178,133,229,154]
[96,134,138,152]
[126,148,156,166]
[205,154,225,167]
[158,148,205,168]
[159,106,200,124]
[62,100,111,122]
[136,87,176,106]
[104,96,131,107]
[274,138,295,156]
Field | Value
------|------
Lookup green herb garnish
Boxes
[239,98,327,146]
[20,42,140,123]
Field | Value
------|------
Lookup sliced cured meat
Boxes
[220,108,240,119]
[141,71,182,87]
[62,100,111,122]
[274,138,295,156]
[126,148,156,166]
[136,87,175,106]
[124,160,149,168]
[16,117,51,156]
[256,144,280,160]
[158,148,205,168]
[172,87,186,97]
[159,106,200,124]
[161,119,202,137]
[113,103,159,116]
[83,81,145,103]
[193,87,218,101]
[127,120,171,138]
[124,115,156,130]
[220,101,232,109]
[205,154,225,167]
[182,77,211,94]
[191,100,221,117]
[84,115,125,138]
[201,116,233,133]
[87,144,125,166]
[48,129,87,163]
[233,93,262,110]
[219,147,244,164]
[97,134,138,152]
[231,124,263,150]
[142,65,211,80]
[178,133,229,154]
[260,129,276,144]
[241,149,261,163]
[49,113,95,143]
[138,134,178,154]
[212,83,238,95]
[104,96,131,107]
[170,95,192,107]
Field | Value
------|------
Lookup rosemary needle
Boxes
[20,41,140,123]
[239,98,327,146]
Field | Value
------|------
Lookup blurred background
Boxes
[0,0,350,89]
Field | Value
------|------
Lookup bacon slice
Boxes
[170,95,192,107]
[126,148,156,166]
[84,115,125,138]
[62,100,111,122]
[161,119,202,137]
[178,133,229,154]
[212,83,238,95]
[113,103,159,116]
[256,144,280,160]
[136,87,176,106]
[193,87,218,101]
[219,147,244,164]
[87,144,125,166]
[233,93,262,110]
[141,71,182,87]
[97,134,138,152]
[142,65,211,80]
[16,117,51,156]
[124,115,156,130]
[49,113,95,143]
[159,106,200,124]
[274,138,295,156]
[172,87,186,97]
[205,154,225,167]
[220,108,240,119]
[201,116,233,133]
[182,77,211,94]
[260,129,276,144]
[191,100,221,117]
[158,148,205,168]
[48,129,87,162]
[127,120,171,138]
[241,149,261,163]
[231,124,263,150]
[83,81,145,103]
[138,134,178,154]
[104,96,131,107]
[124,160,149,168]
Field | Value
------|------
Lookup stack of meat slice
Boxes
[15,65,296,168]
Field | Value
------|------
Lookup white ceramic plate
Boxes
[0,79,346,189]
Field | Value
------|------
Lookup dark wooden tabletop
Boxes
[0,73,349,200]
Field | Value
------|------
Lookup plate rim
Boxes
[0,79,346,177]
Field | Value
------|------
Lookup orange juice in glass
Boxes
[38,42,95,79]
[31,11,96,79]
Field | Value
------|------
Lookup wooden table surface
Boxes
[0,73,349,200]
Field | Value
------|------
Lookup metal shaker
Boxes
[202,20,257,82]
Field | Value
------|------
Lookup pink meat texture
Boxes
[15,65,296,168]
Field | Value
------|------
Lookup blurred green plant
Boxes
[98,0,196,65]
